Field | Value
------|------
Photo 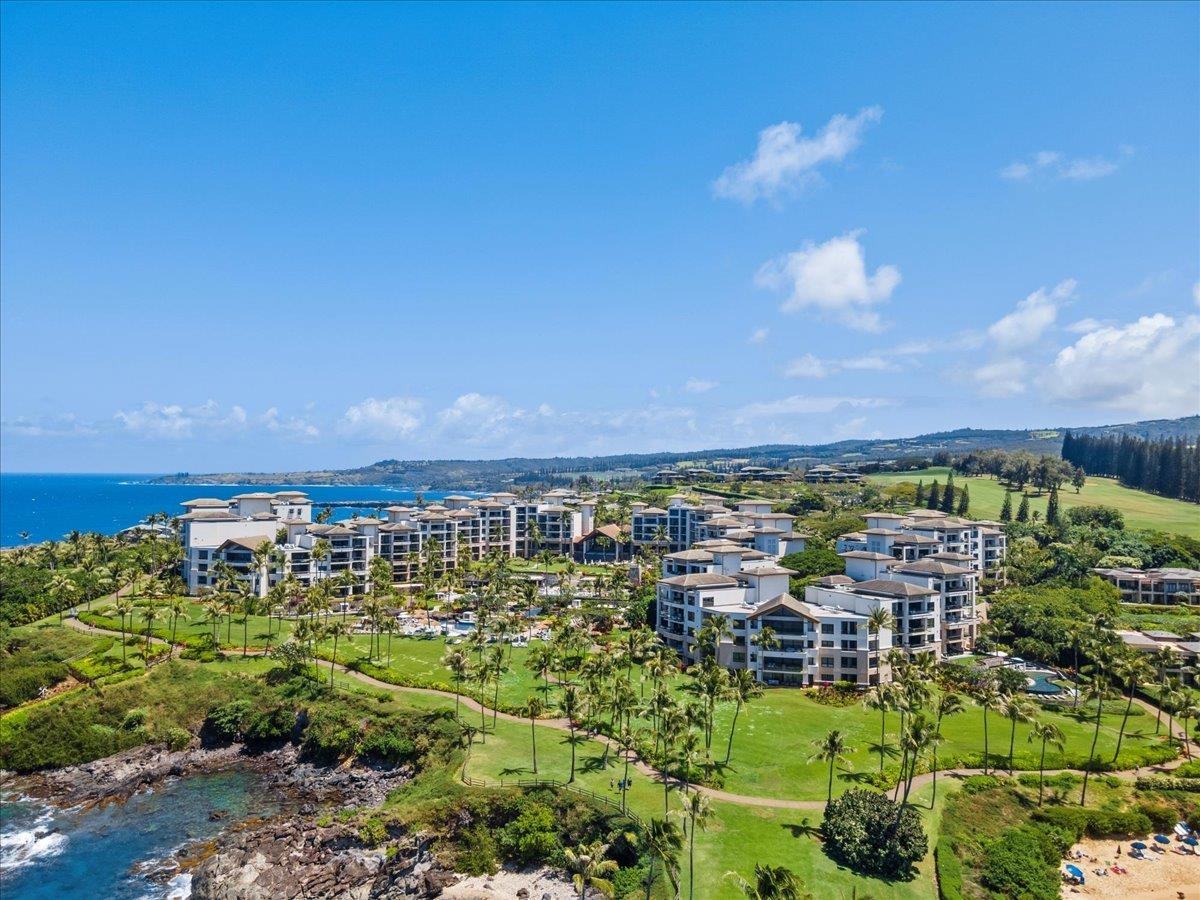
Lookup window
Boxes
[732,652,745,663]
[821,624,834,634]
[820,657,835,668]
[841,622,856,635]
[841,656,857,669]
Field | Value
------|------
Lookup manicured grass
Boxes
[868,468,1200,536]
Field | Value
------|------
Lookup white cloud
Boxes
[1041,314,1200,417]
[784,354,828,379]
[713,106,883,204]
[683,378,718,394]
[748,327,770,345]
[261,407,320,440]
[987,279,1076,350]
[1001,148,1125,182]
[973,358,1028,398]
[840,354,893,371]
[1,413,97,439]
[1066,317,1108,334]
[114,400,249,440]
[1193,282,1200,306]
[338,397,423,441]
[891,340,933,356]
[756,231,900,332]
[734,395,891,420]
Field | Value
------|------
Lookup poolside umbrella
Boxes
[1154,834,1171,844]
[1184,837,1199,847]
[1065,864,1084,880]
[1131,842,1147,850]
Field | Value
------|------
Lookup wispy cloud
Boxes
[683,378,718,394]
[747,327,770,345]
[756,231,900,332]
[1001,148,1128,183]
[783,352,896,379]
[713,107,883,204]
[987,279,1076,350]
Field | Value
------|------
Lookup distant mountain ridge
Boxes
[150,416,1200,491]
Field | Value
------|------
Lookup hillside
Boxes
[150,415,1200,491]
[869,467,1200,537]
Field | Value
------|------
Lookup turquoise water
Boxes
[0,771,277,899]
[1026,670,1067,695]
[0,473,451,546]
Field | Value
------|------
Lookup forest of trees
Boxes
[1062,431,1200,503]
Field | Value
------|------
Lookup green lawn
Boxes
[869,467,1200,536]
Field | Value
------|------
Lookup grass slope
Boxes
[869,468,1200,537]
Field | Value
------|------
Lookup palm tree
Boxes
[678,791,714,900]
[810,729,852,804]
[1111,653,1151,763]
[863,683,894,774]
[975,678,1003,775]
[49,573,78,623]
[443,648,471,720]
[563,841,617,900]
[487,644,507,728]
[1151,646,1180,734]
[931,692,963,805]
[643,818,683,900]
[526,643,556,696]
[141,603,161,657]
[167,596,188,646]
[114,595,134,665]
[725,864,809,900]
[1177,697,1198,760]
[1002,697,1035,775]
[617,726,638,813]
[562,684,582,782]
[897,713,934,813]
[1028,722,1064,806]
[238,584,258,657]
[724,669,764,764]
[323,619,352,689]
[521,695,546,774]
[1079,675,1109,807]
[1065,621,1086,709]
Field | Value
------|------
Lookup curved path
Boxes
[59,616,1198,813]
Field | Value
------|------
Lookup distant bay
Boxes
[0,473,451,547]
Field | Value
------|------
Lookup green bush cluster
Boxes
[935,836,964,900]
[1032,805,1152,839]
[980,823,1072,900]
[821,789,927,880]
[1136,776,1200,793]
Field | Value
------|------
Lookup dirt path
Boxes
[57,617,1198,813]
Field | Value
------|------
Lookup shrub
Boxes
[935,836,964,900]
[1171,760,1200,779]
[359,726,416,764]
[821,789,927,879]
[962,775,1003,795]
[358,818,388,847]
[301,706,363,762]
[1136,776,1200,793]
[204,699,252,741]
[120,708,147,730]
[243,704,295,744]
[980,824,1064,900]
[159,725,193,751]
[497,802,561,865]
[455,825,499,875]
[1033,806,1152,838]
[1134,799,1179,832]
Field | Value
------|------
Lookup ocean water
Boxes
[0,473,451,546]
[0,770,277,899]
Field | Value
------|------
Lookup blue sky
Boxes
[2,1,1197,473]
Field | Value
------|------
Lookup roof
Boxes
[838,532,868,542]
[848,579,937,598]
[891,534,942,545]
[442,495,472,501]
[635,507,669,516]
[272,490,308,498]
[867,512,907,520]
[575,524,625,544]
[181,498,230,508]
[748,593,809,620]
[217,534,275,552]
[660,573,740,588]
[906,509,948,518]
[930,551,974,562]
[231,492,276,500]
[664,549,715,562]
[250,512,279,521]
[890,559,973,576]
[346,516,383,525]
[840,550,894,561]
[815,574,855,586]
[737,563,798,577]
[379,522,417,533]
[863,528,902,536]
[703,516,747,528]
[178,510,240,521]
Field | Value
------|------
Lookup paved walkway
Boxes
[57,617,1198,813]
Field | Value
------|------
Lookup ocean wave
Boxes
[0,809,69,872]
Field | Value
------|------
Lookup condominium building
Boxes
[632,495,808,558]
[1094,567,1200,605]
[836,510,1006,576]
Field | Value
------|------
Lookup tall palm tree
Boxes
[864,683,895,774]
[1028,722,1064,807]
[487,644,507,728]
[725,864,809,900]
[1151,646,1180,734]
[521,695,547,773]
[563,841,617,900]
[724,669,764,764]
[166,596,189,646]
[678,791,714,900]
[238,584,258,657]
[1177,697,1198,760]
[931,692,963,805]
[1111,653,1151,763]
[617,726,638,813]
[324,619,352,689]
[1002,697,1035,775]
[975,678,1003,775]
[643,818,683,900]
[114,595,134,665]
[141,603,161,657]
[810,729,853,804]
[1079,675,1110,807]
[562,684,581,782]
[49,573,78,623]
[898,714,934,814]
[443,648,471,720]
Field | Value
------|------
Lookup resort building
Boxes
[1093,567,1200,605]
[836,510,1007,576]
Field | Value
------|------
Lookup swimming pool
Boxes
[1026,670,1068,695]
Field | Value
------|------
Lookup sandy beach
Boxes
[1061,835,1200,899]
[441,866,581,900]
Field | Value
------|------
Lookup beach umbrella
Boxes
[1131,841,1147,850]
[1064,864,1084,880]
[1184,837,1198,847]
[1154,834,1171,844]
